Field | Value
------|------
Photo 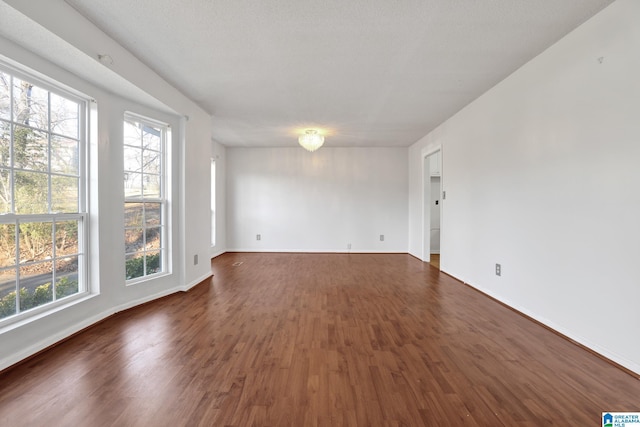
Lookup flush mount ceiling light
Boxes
[97,54,113,65]
[298,129,325,152]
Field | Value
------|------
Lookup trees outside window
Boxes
[0,66,86,321]
[124,113,167,281]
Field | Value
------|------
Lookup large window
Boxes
[0,65,86,321]
[123,113,167,281]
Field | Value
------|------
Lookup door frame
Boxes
[421,146,442,264]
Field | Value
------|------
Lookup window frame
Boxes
[123,112,169,283]
[0,60,89,325]
[210,157,216,247]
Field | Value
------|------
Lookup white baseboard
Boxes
[210,249,226,259]
[225,248,407,254]
[0,306,115,372]
[115,286,185,314]
[180,272,213,292]
[463,282,640,377]
[1,275,213,372]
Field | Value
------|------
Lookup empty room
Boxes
[0,0,639,425]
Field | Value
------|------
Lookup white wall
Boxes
[227,147,408,253]
[408,0,640,374]
[211,139,227,258]
[0,1,216,370]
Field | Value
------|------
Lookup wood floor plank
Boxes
[0,252,638,426]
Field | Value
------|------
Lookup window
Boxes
[211,158,216,247]
[123,113,167,281]
[0,65,87,322]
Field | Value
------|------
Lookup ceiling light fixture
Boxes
[97,54,113,65]
[298,129,325,152]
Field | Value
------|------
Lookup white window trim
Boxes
[123,112,169,284]
[0,60,90,327]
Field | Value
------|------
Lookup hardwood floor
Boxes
[429,254,440,269]
[0,253,638,426]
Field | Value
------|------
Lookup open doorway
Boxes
[423,150,441,268]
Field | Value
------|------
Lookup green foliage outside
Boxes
[125,253,161,280]
[0,277,78,319]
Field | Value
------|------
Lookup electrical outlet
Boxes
[380,234,384,241]
[194,254,198,265]
[495,263,501,276]
[256,234,261,241]
[347,243,352,250]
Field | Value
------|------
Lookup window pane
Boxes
[124,145,141,173]
[19,261,53,312]
[0,268,17,319]
[51,135,79,174]
[14,170,48,214]
[0,169,11,214]
[143,173,160,198]
[124,120,141,146]
[51,175,78,213]
[144,202,161,227]
[146,250,161,275]
[0,64,86,321]
[50,93,78,139]
[55,255,79,299]
[13,78,48,130]
[125,252,144,280]
[0,120,10,167]
[142,125,160,151]
[145,226,161,250]
[125,202,143,228]
[142,149,161,174]
[19,221,53,261]
[124,114,166,282]
[13,125,48,171]
[55,220,79,256]
[124,172,142,198]
[0,72,9,121]
[0,223,16,268]
[125,228,143,253]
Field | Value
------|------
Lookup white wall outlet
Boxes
[194,254,198,265]
[380,234,384,241]
[256,234,261,241]
[347,243,352,250]
[496,263,501,276]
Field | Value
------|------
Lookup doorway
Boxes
[423,150,441,267]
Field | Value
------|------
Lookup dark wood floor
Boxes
[0,253,638,426]
[429,254,440,269]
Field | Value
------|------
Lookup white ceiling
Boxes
[0,1,173,114]
[63,0,613,148]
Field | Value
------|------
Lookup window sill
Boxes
[125,271,171,287]
[0,292,99,335]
